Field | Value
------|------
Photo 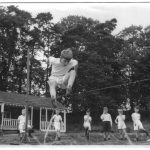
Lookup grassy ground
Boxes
[67,120,150,133]
[0,131,150,145]
[0,121,150,145]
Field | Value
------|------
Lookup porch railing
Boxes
[2,118,31,130]
[3,118,18,129]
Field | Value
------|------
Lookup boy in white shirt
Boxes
[115,109,127,140]
[100,107,112,141]
[50,109,62,141]
[47,48,78,108]
[83,109,92,140]
[131,106,149,141]
[18,109,32,140]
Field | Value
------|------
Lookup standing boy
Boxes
[131,106,149,141]
[100,107,112,141]
[50,110,63,141]
[47,48,78,107]
[83,109,92,140]
[115,109,127,140]
[18,109,32,141]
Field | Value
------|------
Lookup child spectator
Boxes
[50,109,62,141]
[100,107,112,141]
[83,109,92,140]
[131,106,149,141]
[115,109,127,140]
[18,109,33,141]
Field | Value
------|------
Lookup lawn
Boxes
[0,131,150,145]
[0,120,150,145]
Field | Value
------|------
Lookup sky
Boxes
[1,2,150,34]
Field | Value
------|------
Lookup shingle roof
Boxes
[0,91,66,110]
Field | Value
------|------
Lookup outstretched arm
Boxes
[50,115,54,124]
[74,62,78,72]
[47,56,55,68]
[110,115,113,127]
[115,117,118,124]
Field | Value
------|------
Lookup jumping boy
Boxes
[100,107,112,141]
[47,48,78,107]
[115,109,127,140]
[131,106,149,141]
[83,109,92,140]
[50,109,62,141]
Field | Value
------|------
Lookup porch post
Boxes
[31,107,33,126]
[64,110,66,132]
[1,103,5,130]
[46,108,47,122]
[46,108,48,130]
[40,108,41,130]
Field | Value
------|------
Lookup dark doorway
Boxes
[33,108,40,130]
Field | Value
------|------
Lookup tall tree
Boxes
[0,5,32,92]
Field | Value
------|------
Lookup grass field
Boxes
[0,121,150,145]
[0,131,150,145]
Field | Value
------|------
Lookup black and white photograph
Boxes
[0,0,150,146]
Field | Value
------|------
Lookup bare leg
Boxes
[135,130,139,141]
[119,129,123,140]
[63,70,76,95]
[107,132,110,140]
[48,79,57,107]
[122,129,127,139]
[103,132,106,141]
[55,131,58,141]
[55,131,60,141]
[140,128,149,136]
[85,128,88,136]
[57,131,61,140]
[87,129,90,140]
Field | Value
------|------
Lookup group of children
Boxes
[18,106,149,143]
[83,106,149,141]
[18,108,63,142]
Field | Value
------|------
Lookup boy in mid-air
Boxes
[47,48,78,107]
[83,109,92,140]
[131,106,149,141]
[50,110,62,141]
[100,107,112,141]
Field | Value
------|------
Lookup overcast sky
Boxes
[1,2,150,34]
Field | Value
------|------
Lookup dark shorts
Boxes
[103,121,111,132]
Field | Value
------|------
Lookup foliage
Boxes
[0,6,150,112]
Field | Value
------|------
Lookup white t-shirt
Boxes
[18,115,26,126]
[131,112,141,123]
[52,114,62,123]
[84,115,92,124]
[83,115,92,130]
[116,115,125,123]
[115,115,126,129]
[48,56,78,77]
[100,113,112,126]
[131,112,144,130]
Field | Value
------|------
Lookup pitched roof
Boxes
[0,91,66,110]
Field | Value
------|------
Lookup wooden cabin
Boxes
[0,91,66,132]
